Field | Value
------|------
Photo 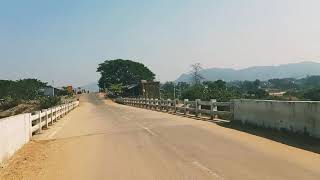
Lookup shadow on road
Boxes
[217,121,320,154]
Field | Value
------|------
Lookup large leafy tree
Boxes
[0,79,47,100]
[161,82,175,99]
[161,81,190,100]
[0,80,14,98]
[13,79,47,100]
[97,59,155,89]
[303,88,320,101]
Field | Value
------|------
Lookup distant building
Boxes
[269,91,286,97]
[43,87,54,97]
[266,89,287,97]
[43,87,61,97]
[123,80,160,99]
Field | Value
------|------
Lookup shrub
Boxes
[39,96,61,109]
[0,96,19,111]
[303,88,320,101]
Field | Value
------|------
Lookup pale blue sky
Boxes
[1,0,320,86]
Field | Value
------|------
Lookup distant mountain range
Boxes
[176,61,320,82]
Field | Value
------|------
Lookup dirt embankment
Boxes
[0,103,39,119]
[0,140,54,180]
[0,96,76,119]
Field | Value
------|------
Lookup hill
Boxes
[176,61,320,82]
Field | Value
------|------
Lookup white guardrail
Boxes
[29,100,80,136]
[116,98,233,120]
[0,100,79,164]
[116,98,320,139]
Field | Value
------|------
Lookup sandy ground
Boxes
[1,93,320,180]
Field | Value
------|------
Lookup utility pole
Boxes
[173,83,176,99]
[52,80,55,96]
[179,85,182,99]
[191,63,204,85]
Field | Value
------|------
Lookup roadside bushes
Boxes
[0,79,47,101]
[303,88,320,101]
[0,97,19,111]
[39,96,61,109]
[180,81,241,102]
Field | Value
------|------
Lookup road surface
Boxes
[1,93,320,180]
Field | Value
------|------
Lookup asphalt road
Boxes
[1,93,320,180]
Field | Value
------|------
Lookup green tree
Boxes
[298,76,320,89]
[203,80,226,90]
[0,80,14,98]
[268,78,297,90]
[109,83,124,96]
[203,80,241,102]
[253,79,261,89]
[303,88,320,101]
[39,96,61,109]
[253,89,269,99]
[161,82,175,99]
[97,59,155,89]
[0,79,47,101]
[181,84,206,100]
[176,82,190,99]
[13,79,47,100]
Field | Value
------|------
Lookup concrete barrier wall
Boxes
[0,114,31,164]
[0,101,79,164]
[233,99,320,138]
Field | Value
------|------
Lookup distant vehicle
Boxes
[77,87,82,94]
[67,85,73,93]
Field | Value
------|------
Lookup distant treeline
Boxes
[0,79,48,101]
[0,79,71,112]
[230,75,320,91]
[161,76,320,101]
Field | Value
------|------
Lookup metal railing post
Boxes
[38,111,42,133]
[28,113,33,137]
[45,109,48,128]
[159,99,162,111]
[210,99,217,120]
[166,99,170,112]
[54,106,57,122]
[50,108,54,125]
[146,98,149,109]
[230,99,235,121]
[184,99,189,115]
[155,99,158,110]
[174,99,178,113]
[195,99,201,117]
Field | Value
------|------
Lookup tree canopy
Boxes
[97,59,155,89]
[0,79,64,116]
[0,79,47,100]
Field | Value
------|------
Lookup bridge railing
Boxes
[30,100,80,136]
[117,98,233,120]
[0,100,80,164]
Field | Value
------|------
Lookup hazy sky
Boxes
[1,0,320,86]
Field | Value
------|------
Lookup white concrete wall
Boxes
[233,99,320,138]
[0,101,79,164]
[0,113,31,164]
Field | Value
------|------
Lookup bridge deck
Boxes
[1,93,319,180]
